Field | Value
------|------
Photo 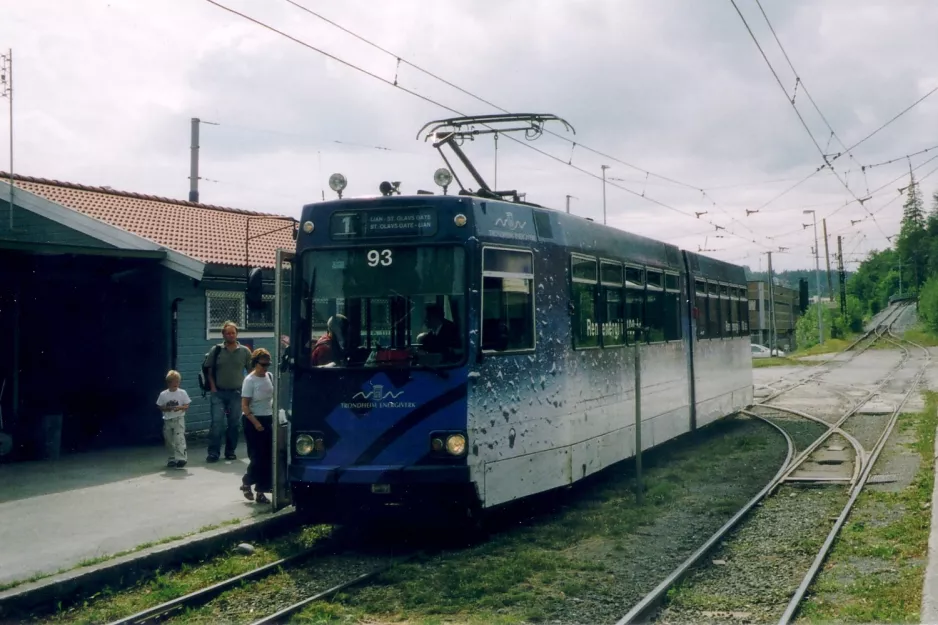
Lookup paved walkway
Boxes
[0,438,270,586]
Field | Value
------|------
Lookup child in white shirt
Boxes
[156,370,191,468]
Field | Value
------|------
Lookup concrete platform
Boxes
[0,437,274,587]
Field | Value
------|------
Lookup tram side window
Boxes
[645,270,665,342]
[729,287,739,337]
[482,248,535,352]
[601,261,626,347]
[695,279,708,339]
[739,288,750,336]
[664,273,682,341]
[719,285,731,337]
[571,255,599,349]
[707,282,721,338]
[626,266,645,343]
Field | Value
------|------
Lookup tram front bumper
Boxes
[288,464,474,522]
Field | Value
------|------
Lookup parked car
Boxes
[751,343,785,358]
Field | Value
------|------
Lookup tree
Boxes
[895,172,927,292]
[846,248,896,316]
[919,275,938,332]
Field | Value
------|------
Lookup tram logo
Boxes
[494,212,527,231]
[352,384,404,401]
[343,383,416,410]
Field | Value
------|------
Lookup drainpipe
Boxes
[171,298,183,371]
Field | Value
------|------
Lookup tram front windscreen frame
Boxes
[297,244,467,369]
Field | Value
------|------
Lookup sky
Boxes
[2,0,938,272]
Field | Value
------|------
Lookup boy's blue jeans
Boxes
[208,389,241,458]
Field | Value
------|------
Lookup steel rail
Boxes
[104,541,333,625]
[777,324,930,624]
[248,554,419,625]
[759,301,907,400]
[757,324,882,405]
[614,411,795,625]
[616,302,913,625]
[756,403,866,486]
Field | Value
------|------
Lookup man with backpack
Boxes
[201,321,252,463]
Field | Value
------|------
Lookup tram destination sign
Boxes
[330,208,438,239]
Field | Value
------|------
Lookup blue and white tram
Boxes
[275,192,753,524]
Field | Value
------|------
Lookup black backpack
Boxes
[198,344,223,397]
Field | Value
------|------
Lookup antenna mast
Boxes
[1,49,12,229]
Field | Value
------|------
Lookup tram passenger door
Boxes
[272,249,295,511]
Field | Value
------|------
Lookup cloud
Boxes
[3,0,938,271]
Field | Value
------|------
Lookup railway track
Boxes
[615,302,930,625]
[104,529,420,625]
[755,302,905,405]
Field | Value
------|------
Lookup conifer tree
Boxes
[896,172,926,291]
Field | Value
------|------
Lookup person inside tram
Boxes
[417,304,460,361]
[311,314,349,367]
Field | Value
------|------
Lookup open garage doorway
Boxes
[2,250,168,460]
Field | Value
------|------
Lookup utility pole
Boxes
[601,165,610,225]
[767,251,777,355]
[189,117,200,203]
[804,209,824,345]
[1,49,12,229]
[823,218,833,302]
[837,235,847,318]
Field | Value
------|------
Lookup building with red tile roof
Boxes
[1,172,296,269]
[0,173,297,457]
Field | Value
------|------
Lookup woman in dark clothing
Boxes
[240,348,274,503]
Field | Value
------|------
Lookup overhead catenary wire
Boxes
[753,0,854,165]
[281,0,767,242]
[841,142,938,175]
[204,0,774,250]
[729,0,889,244]
[729,2,938,217]
[837,85,938,158]
[764,149,938,243]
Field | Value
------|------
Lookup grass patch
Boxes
[797,391,938,624]
[0,519,247,594]
[753,356,805,368]
[293,419,784,624]
[32,525,331,625]
[904,324,938,347]
[790,335,862,358]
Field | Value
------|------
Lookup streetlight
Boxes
[565,194,578,214]
[803,209,824,345]
[601,165,610,224]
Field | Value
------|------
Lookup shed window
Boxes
[482,248,535,352]
[207,291,245,331]
[206,290,276,338]
[571,255,600,349]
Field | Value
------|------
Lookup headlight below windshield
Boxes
[295,434,314,456]
[445,433,467,456]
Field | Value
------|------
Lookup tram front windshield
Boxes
[299,246,466,369]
